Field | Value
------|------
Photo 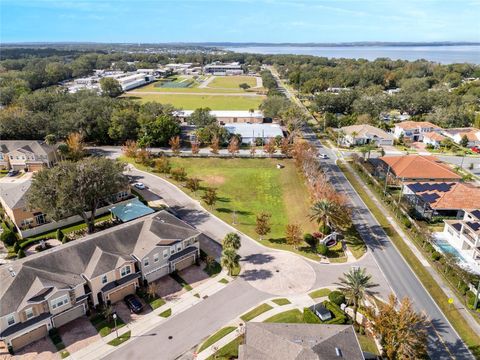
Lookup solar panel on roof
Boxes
[452,223,462,231]
[471,210,480,219]
[420,193,440,204]
[466,222,480,231]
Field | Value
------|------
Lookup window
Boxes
[163,249,169,258]
[25,308,34,320]
[154,253,159,263]
[177,243,182,252]
[51,295,69,310]
[120,265,131,277]
[144,258,149,267]
[170,247,175,255]
[101,275,108,284]
[6,314,15,326]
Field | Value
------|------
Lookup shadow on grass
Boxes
[216,208,252,216]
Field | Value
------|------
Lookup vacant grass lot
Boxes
[208,76,258,89]
[123,93,264,110]
[122,157,318,259]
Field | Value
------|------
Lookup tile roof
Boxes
[423,131,446,142]
[396,121,441,130]
[0,210,199,317]
[379,155,461,180]
[405,182,480,210]
[238,323,364,360]
[340,124,394,140]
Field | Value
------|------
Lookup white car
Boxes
[134,182,146,190]
[318,153,328,159]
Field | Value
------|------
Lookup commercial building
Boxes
[204,62,244,75]
[0,211,200,351]
[115,73,155,91]
[224,123,284,144]
[338,124,394,147]
[393,121,442,142]
[175,110,264,124]
[0,141,57,171]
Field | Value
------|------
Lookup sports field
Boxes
[124,93,264,110]
[134,82,242,94]
[208,76,258,89]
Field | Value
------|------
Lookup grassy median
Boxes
[339,162,480,358]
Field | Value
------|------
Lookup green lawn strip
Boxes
[309,288,331,299]
[339,163,480,357]
[271,298,291,306]
[120,157,318,260]
[170,272,193,291]
[159,308,172,318]
[357,333,380,355]
[218,278,229,284]
[107,331,131,346]
[209,76,258,89]
[206,335,244,360]
[149,297,166,310]
[240,303,273,322]
[198,326,237,352]
[90,314,126,337]
[264,309,304,323]
[344,225,367,259]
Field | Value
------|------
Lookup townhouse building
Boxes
[0,141,57,171]
[0,211,200,351]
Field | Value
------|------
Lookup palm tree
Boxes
[223,232,241,251]
[351,131,359,146]
[337,267,376,323]
[221,249,240,276]
[309,199,341,234]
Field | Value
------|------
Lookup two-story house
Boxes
[0,141,57,171]
[0,211,200,351]
[393,121,442,142]
[442,127,480,148]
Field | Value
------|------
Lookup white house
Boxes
[442,128,480,147]
[338,124,394,147]
[174,110,264,124]
[393,121,442,142]
[224,123,284,144]
[422,131,446,148]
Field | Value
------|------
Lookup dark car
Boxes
[124,294,143,314]
[7,170,19,177]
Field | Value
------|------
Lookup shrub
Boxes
[431,251,442,261]
[170,168,187,182]
[466,290,478,309]
[402,217,412,228]
[303,233,317,250]
[328,291,346,306]
[303,308,321,324]
[1,228,16,246]
[56,229,63,240]
[317,243,328,256]
[62,235,69,244]
[13,241,20,253]
[17,248,26,258]
[458,282,469,296]
[323,301,347,325]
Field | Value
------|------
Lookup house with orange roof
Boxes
[374,155,462,184]
[422,131,446,149]
[442,127,480,147]
[393,121,442,142]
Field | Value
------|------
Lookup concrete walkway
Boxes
[342,160,480,336]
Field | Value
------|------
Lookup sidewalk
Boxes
[343,160,480,335]
[70,271,232,360]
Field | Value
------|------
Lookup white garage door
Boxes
[145,265,170,283]
[53,304,85,328]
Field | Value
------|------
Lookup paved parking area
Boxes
[153,276,186,301]
[178,265,209,288]
[5,337,58,360]
[58,317,100,355]
[114,299,151,324]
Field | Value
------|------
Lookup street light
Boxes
[112,313,118,339]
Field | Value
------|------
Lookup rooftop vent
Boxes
[7,267,16,277]
[335,347,342,357]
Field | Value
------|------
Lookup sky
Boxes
[1,0,479,44]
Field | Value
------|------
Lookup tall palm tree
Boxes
[309,199,341,234]
[337,267,377,322]
[223,232,241,251]
[221,249,240,276]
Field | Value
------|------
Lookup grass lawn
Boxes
[309,288,331,299]
[107,331,131,346]
[339,162,480,358]
[208,76,258,89]
[241,303,273,322]
[357,333,379,355]
[90,314,126,337]
[150,297,166,310]
[218,278,229,284]
[135,81,243,94]
[121,157,318,259]
[207,335,244,360]
[159,308,172,318]
[123,93,264,110]
[198,326,237,352]
[344,226,367,259]
[327,242,347,263]
[272,298,291,306]
[264,309,304,323]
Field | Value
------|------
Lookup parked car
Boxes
[471,146,480,154]
[7,170,18,177]
[318,154,328,159]
[124,294,143,313]
[134,182,146,190]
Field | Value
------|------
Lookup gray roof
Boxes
[0,179,32,209]
[0,210,200,317]
[238,323,364,360]
[0,140,54,156]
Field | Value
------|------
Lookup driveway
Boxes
[152,276,186,301]
[114,299,151,324]
[58,316,100,355]
[6,337,58,360]
[178,265,210,289]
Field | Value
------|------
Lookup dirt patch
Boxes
[6,337,59,360]
[58,316,100,355]
[201,175,225,185]
[153,276,186,301]
[178,265,209,288]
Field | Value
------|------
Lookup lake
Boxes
[224,45,480,64]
